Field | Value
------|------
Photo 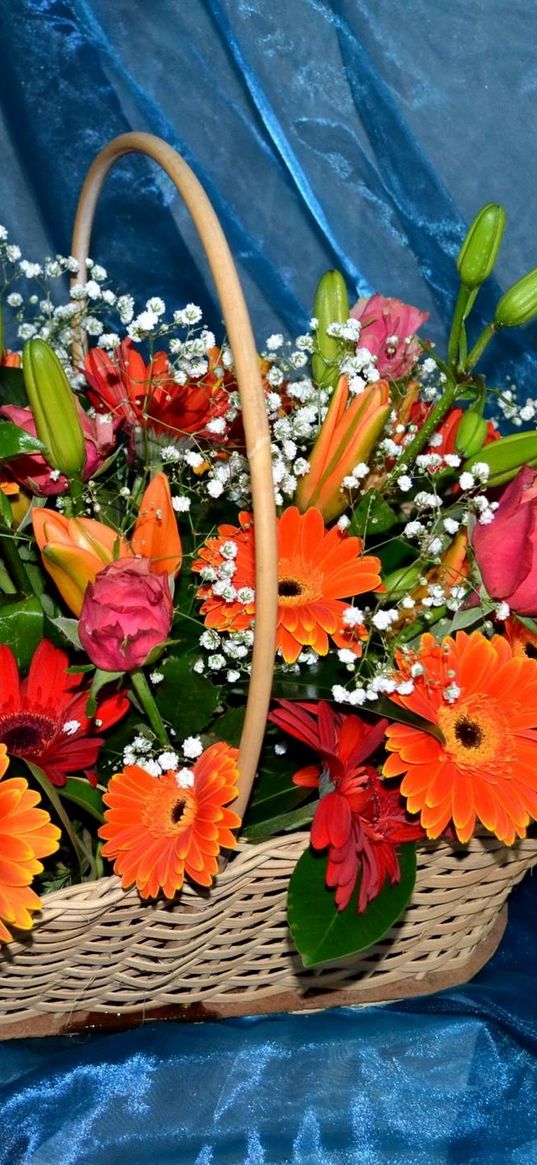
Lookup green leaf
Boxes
[349,490,398,537]
[156,656,221,736]
[288,843,417,968]
[0,595,44,669]
[86,668,124,717]
[243,799,318,842]
[211,705,246,747]
[0,366,27,407]
[45,613,82,649]
[0,420,45,459]
[244,748,313,828]
[514,614,537,637]
[59,778,104,823]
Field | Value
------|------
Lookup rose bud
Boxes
[78,558,173,671]
[471,466,537,615]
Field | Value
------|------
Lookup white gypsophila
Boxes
[371,609,398,631]
[85,280,101,300]
[161,445,182,463]
[443,517,460,535]
[19,260,42,278]
[397,475,412,492]
[443,683,461,704]
[150,671,164,685]
[338,648,357,665]
[62,720,81,735]
[207,479,224,499]
[403,520,424,538]
[146,296,165,317]
[400,595,416,609]
[184,450,205,469]
[182,736,203,759]
[226,670,241,684]
[193,658,205,674]
[396,680,415,696]
[6,245,21,261]
[207,654,227,670]
[458,472,475,491]
[337,515,350,531]
[101,290,117,306]
[158,751,180,771]
[6,292,22,307]
[172,496,191,513]
[176,768,195,789]
[495,602,510,621]
[174,303,202,326]
[472,462,491,482]
[266,333,284,351]
[199,629,221,650]
[414,491,442,510]
[206,417,227,435]
[331,685,350,704]
[416,453,443,470]
[98,332,120,349]
[343,607,364,627]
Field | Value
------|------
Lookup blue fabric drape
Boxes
[2,0,537,386]
[3,2,537,1162]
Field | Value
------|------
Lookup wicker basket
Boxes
[1,134,536,1040]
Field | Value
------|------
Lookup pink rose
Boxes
[472,466,537,615]
[350,294,429,379]
[0,403,116,496]
[79,559,173,671]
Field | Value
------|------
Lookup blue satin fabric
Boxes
[3,2,537,1161]
[2,877,537,1163]
[2,1,537,389]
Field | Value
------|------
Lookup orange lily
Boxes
[33,472,182,615]
[0,472,32,526]
[130,472,182,576]
[295,376,391,521]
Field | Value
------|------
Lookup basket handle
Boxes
[70,132,277,822]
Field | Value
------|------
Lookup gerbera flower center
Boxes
[438,697,508,770]
[277,559,321,606]
[278,578,304,598]
[170,798,186,825]
[454,717,483,749]
[0,712,57,756]
[142,779,196,838]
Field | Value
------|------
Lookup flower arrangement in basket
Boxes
[1,134,537,1018]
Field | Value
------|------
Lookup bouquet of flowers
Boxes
[1,199,537,972]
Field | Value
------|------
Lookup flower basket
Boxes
[1,832,536,1038]
[1,135,537,1041]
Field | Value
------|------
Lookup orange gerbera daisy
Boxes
[383,629,537,845]
[99,742,241,898]
[193,506,383,664]
[0,744,61,943]
[505,616,537,660]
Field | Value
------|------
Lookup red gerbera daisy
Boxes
[270,700,422,911]
[85,339,229,441]
[193,506,383,664]
[0,640,129,786]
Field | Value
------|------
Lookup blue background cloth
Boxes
[2,1,537,1161]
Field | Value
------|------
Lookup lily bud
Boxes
[383,563,422,599]
[494,267,537,328]
[454,410,488,458]
[457,204,506,289]
[464,430,537,486]
[311,270,350,390]
[22,339,86,478]
[295,376,390,522]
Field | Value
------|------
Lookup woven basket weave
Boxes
[1,134,536,1040]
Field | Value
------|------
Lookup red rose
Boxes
[79,558,173,671]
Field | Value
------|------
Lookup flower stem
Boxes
[385,372,459,488]
[447,285,470,367]
[464,321,498,372]
[130,668,169,747]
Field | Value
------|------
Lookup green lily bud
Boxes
[454,410,488,458]
[464,430,537,486]
[22,339,86,478]
[457,204,506,289]
[494,267,537,328]
[311,270,350,390]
